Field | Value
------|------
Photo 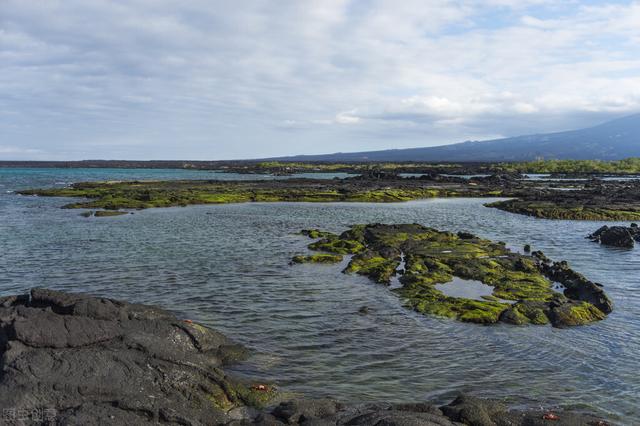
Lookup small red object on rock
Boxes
[543,412,560,421]
[183,319,193,324]
[252,384,269,391]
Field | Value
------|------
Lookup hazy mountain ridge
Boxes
[272,114,640,162]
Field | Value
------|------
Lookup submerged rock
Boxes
[358,305,371,314]
[299,229,335,239]
[295,224,612,327]
[94,210,128,217]
[291,253,343,264]
[260,394,605,425]
[79,210,128,218]
[588,225,639,248]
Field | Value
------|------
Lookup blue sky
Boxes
[1,0,640,160]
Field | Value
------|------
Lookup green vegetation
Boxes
[244,161,463,174]
[345,252,399,283]
[80,210,128,217]
[493,157,640,174]
[20,171,640,222]
[19,180,471,210]
[549,302,606,326]
[294,224,610,327]
[299,229,336,239]
[291,254,343,264]
[228,158,640,176]
[486,200,640,221]
[308,237,366,255]
[499,302,550,325]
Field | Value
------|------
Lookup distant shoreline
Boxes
[0,160,481,169]
[0,160,235,169]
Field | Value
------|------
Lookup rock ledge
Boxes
[0,289,611,425]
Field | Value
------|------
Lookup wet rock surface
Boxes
[251,394,608,425]
[0,288,267,425]
[0,289,612,425]
[295,224,612,327]
[486,180,640,221]
[587,224,640,248]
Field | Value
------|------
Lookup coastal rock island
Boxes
[587,224,640,248]
[18,174,640,221]
[0,289,611,425]
[294,224,612,327]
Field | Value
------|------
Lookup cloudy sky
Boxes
[2,0,640,160]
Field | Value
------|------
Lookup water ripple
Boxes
[0,171,638,422]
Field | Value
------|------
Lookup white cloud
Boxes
[1,0,640,159]
[335,110,361,124]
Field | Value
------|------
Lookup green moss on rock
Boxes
[309,237,365,255]
[550,302,606,327]
[17,177,503,211]
[295,223,611,328]
[344,251,399,283]
[486,199,640,221]
[291,254,343,264]
[300,229,336,239]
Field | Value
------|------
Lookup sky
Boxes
[1,0,640,160]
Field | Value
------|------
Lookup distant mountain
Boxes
[273,114,640,162]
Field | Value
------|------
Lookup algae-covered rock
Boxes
[344,249,400,283]
[94,210,128,217]
[300,229,336,239]
[309,236,365,254]
[295,224,612,327]
[549,301,607,327]
[291,254,343,264]
[499,301,550,325]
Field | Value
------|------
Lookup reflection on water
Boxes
[435,277,496,301]
[388,253,406,289]
[524,173,640,181]
[0,167,353,191]
[1,169,639,422]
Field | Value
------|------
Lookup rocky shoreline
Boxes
[484,180,640,221]
[18,172,640,221]
[0,288,613,425]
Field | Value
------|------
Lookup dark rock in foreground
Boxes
[0,289,611,425]
[0,288,264,425]
[588,224,640,248]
